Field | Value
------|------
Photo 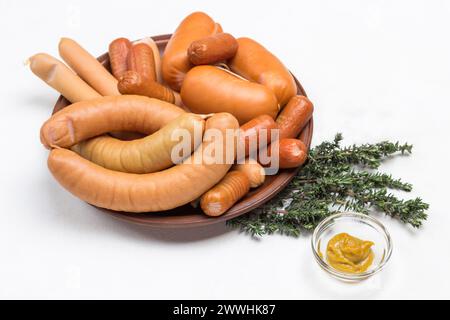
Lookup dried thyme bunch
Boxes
[228,134,429,237]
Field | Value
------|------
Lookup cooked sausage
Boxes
[109,38,132,79]
[232,158,265,188]
[229,37,296,107]
[72,113,205,173]
[28,53,101,103]
[269,138,308,169]
[127,43,156,82]
[162,12,221,91]
[58,37,120,96]
[188,33,238,65]
[200,171,250,216]
[276,95,314,139]
[181,66,279,124]
[239,114,278,158]
[135,37,163,83]
[47,113,239,212]
[118,71,175,104]
[40,95,185,149]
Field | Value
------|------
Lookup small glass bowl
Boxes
[311,212,393,281]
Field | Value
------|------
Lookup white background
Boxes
[0,0,449,299]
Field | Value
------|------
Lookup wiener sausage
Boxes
[127,43,156,82]
[162,12,221,91]
[181,66,279,124]
[72,113,205,173]
[233,158,265,188]
[59,37,120,96]
[109,38,132,79]
[118,71,175,104]
[276,95,314,139]
[269,138,308,169]
[135,37,163,83]
[40,95,185,149]
[28,53,101,103]
[200,171,250,216]
[239,114,278,158]
[47,113,239,212]
[188,33,238,65]
[229,37,296,107]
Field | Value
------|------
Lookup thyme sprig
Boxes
[228,134,428,237]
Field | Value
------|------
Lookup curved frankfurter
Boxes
[58,37,120,96]
[28,53,101,103]
[47,113,239,212]
[72,113,205,174]
[40,95,185,149]
[229,37,297,107]
[162,12,221,91]
[180,66,279,124]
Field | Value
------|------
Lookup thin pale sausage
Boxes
[59,37,120,96]
[28,53,101,103]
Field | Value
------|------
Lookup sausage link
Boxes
[108,38,132,79]
[200,171,250,216]
[232,158,265,188]
[276,95,314,139]
[239,114,278,158]
[188,33,238,65]
[269,138,308,169]
[135,37,163,83]
[127,43,156,82]
[58,37,120,96]
[118,71,175,104]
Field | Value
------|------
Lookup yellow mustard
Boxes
[326,233,374,274]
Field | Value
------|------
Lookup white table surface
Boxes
[1,0,449,299]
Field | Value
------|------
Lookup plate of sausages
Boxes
[29,12,314,228]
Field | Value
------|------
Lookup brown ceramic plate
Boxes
[52,34,313,228]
